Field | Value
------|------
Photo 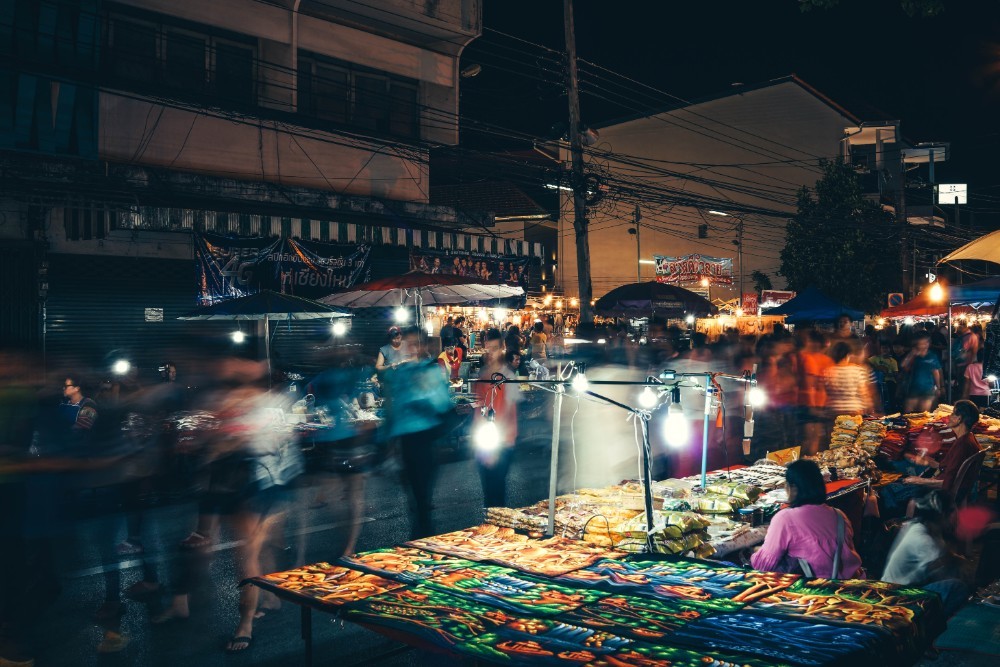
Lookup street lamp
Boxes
[929,281,951,402]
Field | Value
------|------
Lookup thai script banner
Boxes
[195,233,370,304]
[409,248,539,291]
[654,253,733,285]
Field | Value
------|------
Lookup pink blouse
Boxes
[751,504,862,579]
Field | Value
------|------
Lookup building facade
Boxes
[0,0,542,375]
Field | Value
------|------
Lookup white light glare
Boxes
[571,372,589,393]
[495,309,508,322]
[231,330,246,344]
[663,404,690,448]
[112,359,131,375]
[685,315,695,325]
[748,386,767,408]
[903,317,915,326]
[988,375,998,383]
[639,386,659,409]
[331,321,348,337]
[394,307,410,323]
[425,320,435,335]
[474,416,502,453]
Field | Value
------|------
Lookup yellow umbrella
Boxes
[939,229,1000,265]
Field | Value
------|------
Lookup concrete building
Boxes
[0,0,542,373]
[556,76,945,304]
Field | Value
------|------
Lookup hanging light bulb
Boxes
[112,359,131,375]
[394,306,410,323]
[748,386,767,408]
[474,409,502,453]
[685,314,695,325]
[663,386,688,448]
[331,320,348,337]
[231,330,246,344]
[639,386,659,409]
[571,371,589,394]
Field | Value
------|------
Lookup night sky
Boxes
[461,0,1000,212]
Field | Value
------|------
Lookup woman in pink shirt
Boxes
[751,460,863,579]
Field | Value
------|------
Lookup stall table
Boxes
[246,526,945,667]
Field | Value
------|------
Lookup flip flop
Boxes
[225,636,253,653]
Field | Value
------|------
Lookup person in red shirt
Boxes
[903,399,982,498]
[798,329,833,455]
[436,338,461,381]
[473,328,520,508]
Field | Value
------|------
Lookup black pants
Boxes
[400,431,439,540]
[478,447,514,509]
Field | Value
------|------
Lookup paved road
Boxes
[37,440,552,667]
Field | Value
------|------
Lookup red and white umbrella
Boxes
[319,271,523,309]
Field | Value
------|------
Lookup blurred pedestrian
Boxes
[900,333,942,413]
[474,329,520,508]
[824,341,877,417]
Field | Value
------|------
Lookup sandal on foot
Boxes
[179,532,211,549]
[225,636,253,653]
[97,631,129,654]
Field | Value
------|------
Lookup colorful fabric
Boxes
[339,547,477,583]
[408,524,625,577]
[671,611,885,666]
[344,586,509,649]
[423,564,608,616]
[251,562,404,606]
[555,558,800,607]
[557,594,718,642]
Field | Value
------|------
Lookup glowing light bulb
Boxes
[988,375,998,383]
[394,307,410,323]
[685,315,695,325]
[112,359,131,375]
[231,331,246,344]
[929,281,945,303]
[639,386,658,409]
[663,404,689,448]
[749,386,767,408]
[571,372,589,393]
[903,317,915,326]
[474,414,501,453]
[331,321,348,337]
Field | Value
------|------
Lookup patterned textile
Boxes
[249,546,946,665]
[408,524,625,577]
[422,563,608,616]
[555,558,800,607]
[251,562,404,606]
[670,611,885,666]
[344,586,508,649]
[340,547,477,583]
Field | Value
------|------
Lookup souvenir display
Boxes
[251,562,405,605]
[340,547,478,583]
[408,524,626,577]
[422,564,608,616]
[344,586,509,649]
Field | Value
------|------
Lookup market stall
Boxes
[247,524,945,667]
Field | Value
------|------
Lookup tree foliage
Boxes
[778,158,902,314]
[751,270,773,295]
[798,0,946,17]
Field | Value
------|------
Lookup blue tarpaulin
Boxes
[764,286,864,323]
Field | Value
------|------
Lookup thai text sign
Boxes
[195,233,370,305]
[761,290,796,308]
[654,254,733,285]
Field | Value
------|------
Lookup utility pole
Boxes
[736,218,744,303]
[563,0,594,323]
[634,204,641,284]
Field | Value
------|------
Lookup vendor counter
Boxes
[247,522,944,667]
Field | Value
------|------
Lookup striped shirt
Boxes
[823,363,873,415]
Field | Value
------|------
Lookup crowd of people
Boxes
[0,311,994,663]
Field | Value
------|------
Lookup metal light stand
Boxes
[472,368,757,553]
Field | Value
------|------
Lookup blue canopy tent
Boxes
[949,277,1000,307]
[764,286,864,323]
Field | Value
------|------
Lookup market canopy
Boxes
[319,271,524,308]
[763,286,863,323]
[178,290,352,321]
[879,278,1000,319]
[940,229,1000,265]
[594,281,716,318]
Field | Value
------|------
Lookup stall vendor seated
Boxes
[901,399,982,495]
[751,459,863,579]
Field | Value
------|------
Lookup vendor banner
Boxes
[760,290,796,308]
[195,233,370,304]
[654,254,733,285]
[409,248,539,291]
